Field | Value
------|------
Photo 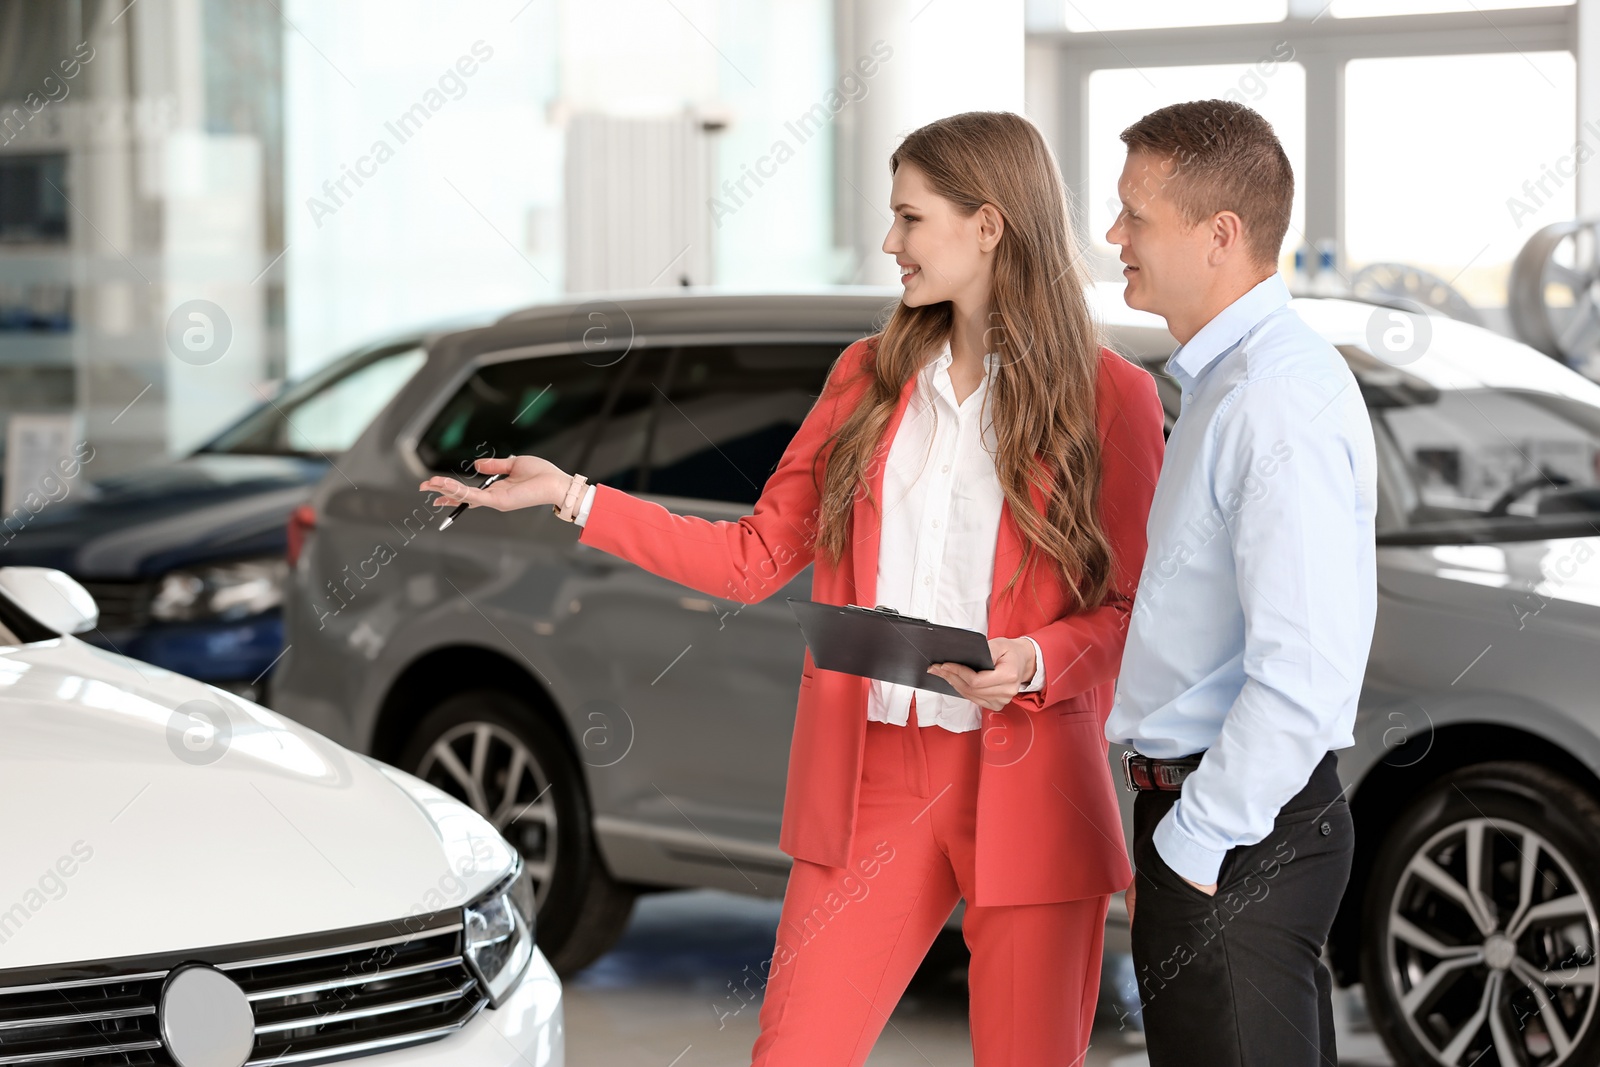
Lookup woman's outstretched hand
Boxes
[420,455,572,514]
[927,637,1036,711]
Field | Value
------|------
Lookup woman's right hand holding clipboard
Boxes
[927,637,1037,711]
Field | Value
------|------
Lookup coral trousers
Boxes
[750,702,1109,1066]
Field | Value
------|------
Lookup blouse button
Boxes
[940,464,950,473]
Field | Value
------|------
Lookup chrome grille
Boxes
[0,972,165,1066]
[229,922,483,1066]
[0,914,486,1066]
[75,581,154,632]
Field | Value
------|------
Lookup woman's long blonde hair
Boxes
[813,111,1112,609]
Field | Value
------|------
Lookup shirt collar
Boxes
[1166,272,1291,382]
[928,339,1000,374]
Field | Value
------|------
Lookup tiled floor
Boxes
[563,889,1399,1066]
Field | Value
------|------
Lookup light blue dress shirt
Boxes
[1105,273,1378,886]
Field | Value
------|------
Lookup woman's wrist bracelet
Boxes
[555,473,588,522]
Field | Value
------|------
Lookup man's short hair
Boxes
[1119,100,1293,268]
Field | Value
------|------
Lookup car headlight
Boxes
[463,858,535,1008]
[150,557,289,622]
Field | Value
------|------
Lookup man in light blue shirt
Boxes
[1104,101,1377,1066]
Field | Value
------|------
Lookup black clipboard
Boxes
[786,598,995,697]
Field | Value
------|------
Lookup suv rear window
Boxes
[415,342,846,503]
[416,349,670,488]
[646,344,839,505]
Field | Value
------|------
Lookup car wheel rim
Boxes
[1387,815,1599,1066]
[416,722,558,912]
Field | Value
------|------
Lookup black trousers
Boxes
[1130,751,1353,1067]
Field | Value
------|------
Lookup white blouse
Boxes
[865,341,1043,733]
[572,339,1044,733]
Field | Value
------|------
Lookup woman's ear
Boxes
[976,203,1004,253]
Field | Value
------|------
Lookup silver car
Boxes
[273,287,1600,1067]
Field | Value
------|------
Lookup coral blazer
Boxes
[577,336,1165,905]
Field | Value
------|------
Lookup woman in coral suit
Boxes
[421,110,1165,1066]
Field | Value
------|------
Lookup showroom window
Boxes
[1034,0,1287,33]
[1330,0,1571,16]
[1343,51,1577,307]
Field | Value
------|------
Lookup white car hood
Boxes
[0,637,517,972]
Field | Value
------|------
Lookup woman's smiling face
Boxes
[881,162,998,310]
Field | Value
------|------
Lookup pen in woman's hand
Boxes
[421,454,571,517]
[438,472,505,530]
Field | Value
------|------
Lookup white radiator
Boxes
[564,111,714,293]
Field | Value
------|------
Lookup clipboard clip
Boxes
[850,603,933,624]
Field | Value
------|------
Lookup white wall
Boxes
[839,0,1027,286]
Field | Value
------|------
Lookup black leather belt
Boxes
[1121,751,1204,792]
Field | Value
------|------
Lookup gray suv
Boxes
[272,288,1600,1067]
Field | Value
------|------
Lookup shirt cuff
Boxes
[1020,636,1044,693]
[572,482,597,527]
[1152,802,1228,885]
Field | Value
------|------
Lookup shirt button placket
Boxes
[924,416,958,610]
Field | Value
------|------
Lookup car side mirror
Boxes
[0,567,99,635]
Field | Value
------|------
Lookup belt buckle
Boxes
[1120,750,1139,792]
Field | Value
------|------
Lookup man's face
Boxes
[1105,149,1213,319]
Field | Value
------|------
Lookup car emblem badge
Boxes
[159,965,255,1067]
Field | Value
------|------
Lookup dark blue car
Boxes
[0,326,464,702]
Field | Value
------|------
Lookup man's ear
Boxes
[1208,210,1247,265]
[976,203,1005,253]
